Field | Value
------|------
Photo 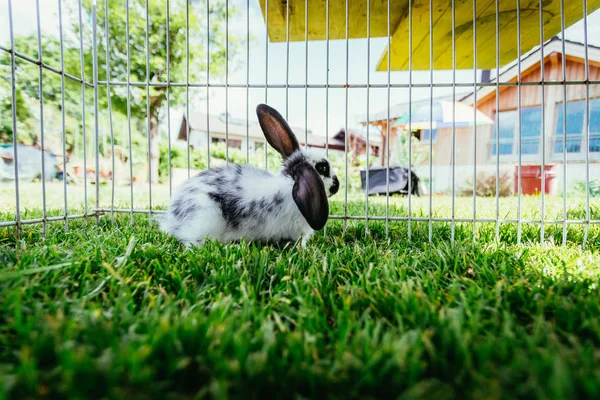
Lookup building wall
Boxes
[426,57,600,167]
[415,55,600,194]
[188,130,260,153]
[413,163,600,195]
[471,56,600,166]
[418,127,479,166]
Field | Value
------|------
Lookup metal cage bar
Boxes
[73,208,600,226]
[166,0,173,196]
[126,0,135,224]
[583,0,592,247]
[384,0,393,238]
[207,0,211,170]
[77,0,89,219]
[343,0,349,232]
[405,0,412,240]
[451,0,457,242]
[0,44,93,87]
[145,0,153,223]
[104,0,116,221]
[472,0,478,242]
[7,0,21,237]
[225,0,229,164]
[74,80,600,89]
[58,0,68,231]
[539,0,547,243]
[263,0,268,169]
[187,0,192,176]
[516,0,523,244]
[365,0,371,235]
[560,0,568,246]
[324,0,330,237]
[35,0,47,238]
[92,0,101,225]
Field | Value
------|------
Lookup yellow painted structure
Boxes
[258,0,600,70]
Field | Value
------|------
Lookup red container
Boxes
[514,165,557,195]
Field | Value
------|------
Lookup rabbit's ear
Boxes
[292,163,329,231]
[256,104,300,158]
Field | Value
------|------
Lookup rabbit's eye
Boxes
[315,161,329,177]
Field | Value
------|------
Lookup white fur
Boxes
[159,161,320,248]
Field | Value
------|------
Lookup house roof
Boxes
[177,112,326,147]
[461,37,600,105]
[361,38,600,124]
[332,126,383,147]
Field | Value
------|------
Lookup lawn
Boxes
[1,183,600,399]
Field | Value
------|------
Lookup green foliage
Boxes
[392,131,431,166]
[2,0,240,167]
[75,0,241,120]
[0,59,35,143]
[574,179,600,197]
[461,171,513,197]
[0,36,88,147]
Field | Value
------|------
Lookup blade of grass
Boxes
[0,262,72,281]
[84,236,136,298]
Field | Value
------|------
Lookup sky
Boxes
[2,0,600,138]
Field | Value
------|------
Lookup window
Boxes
[491,106,542,156]
[520,107,542,154]
[554,100,585,153]
[421,128,438,143]
[491,110,516,155]
[590,100,600,152]
[412,129,438,143]
[554,98,600,154]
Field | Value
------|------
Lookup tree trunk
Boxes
[147,94,164,185]
[148,112,160,184]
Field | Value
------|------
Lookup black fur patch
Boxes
[203,164,285,231]
[172,197,200,220]
[209,190,285,230]
[186,186,200,195]
[315,160,330,178]
[208,192,243,229]
[330,175,340,195]
[282,151,309,180]
[273,192,284,205]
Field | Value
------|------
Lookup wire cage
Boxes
[1,0,599,246]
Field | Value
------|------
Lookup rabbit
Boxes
[159,103,340,248]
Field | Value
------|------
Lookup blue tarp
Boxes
[0,145,58,182]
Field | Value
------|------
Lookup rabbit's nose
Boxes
[330,175,340,196]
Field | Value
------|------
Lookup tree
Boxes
[76,0,240,183]
[0,72,34,143]
[0,35,89,150]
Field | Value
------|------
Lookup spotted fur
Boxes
[159,104,340,248]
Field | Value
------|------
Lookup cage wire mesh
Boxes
[1,0,599,246]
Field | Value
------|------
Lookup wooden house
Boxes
[456,37,600,194]
[365,38,600,194]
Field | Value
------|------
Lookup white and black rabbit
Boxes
[159,104,340,247]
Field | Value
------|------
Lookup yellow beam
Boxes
[257,0,600,70]
[376,0,600,71]
[257,0,408,41]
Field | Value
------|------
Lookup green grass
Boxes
[1,187,600,399]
